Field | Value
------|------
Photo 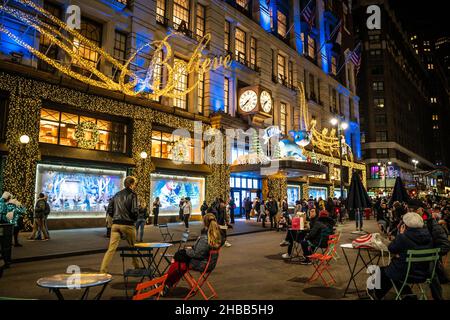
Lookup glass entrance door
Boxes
[232,191,241,217]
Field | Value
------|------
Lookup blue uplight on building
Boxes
[259,0,272,32]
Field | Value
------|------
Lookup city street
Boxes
[1,219,449,300]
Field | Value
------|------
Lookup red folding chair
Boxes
[182,250,220,300]
[132,274,168,300]
[307,236,338,287]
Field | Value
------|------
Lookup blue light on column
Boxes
[259,0,272,32]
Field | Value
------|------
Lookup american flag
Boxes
[348,42,362,73]
[302,0,315,30]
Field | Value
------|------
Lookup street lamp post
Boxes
[412,159,419,190]
[377,161,392,196]
[330,117,348,200]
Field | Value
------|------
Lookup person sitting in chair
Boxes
[299,210,334,265]
[162,213,223,296]
[366,212,433,300]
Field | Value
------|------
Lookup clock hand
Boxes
[243,98,250,107]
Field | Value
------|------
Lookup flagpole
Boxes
[335,42,361,77]
[316,20,341,55]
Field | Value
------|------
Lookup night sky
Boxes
[389,0,449,38]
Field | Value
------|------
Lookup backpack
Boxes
[44,202,51,216]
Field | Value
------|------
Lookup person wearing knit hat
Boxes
[402,212,424,229]
[367,211,433,300]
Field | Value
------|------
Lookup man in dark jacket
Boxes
[367,212,433,300]
[100,176,140,273]
[244,197,252,220]
[300,210,334,264]
[265,196,278,229]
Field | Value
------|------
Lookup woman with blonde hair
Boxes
[163,213,223,294]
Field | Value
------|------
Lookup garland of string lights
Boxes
[0,0,230,101]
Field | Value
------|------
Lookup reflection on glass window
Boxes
[151,129,204,163]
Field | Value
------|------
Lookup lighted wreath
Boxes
[75,121,99,149]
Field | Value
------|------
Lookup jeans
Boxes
[153,210,159,226]
[300,240,314,260]
[230,211,235,224]
[269,214,276,229]
[135,219,146,242]
[36,216,50,239]
[29,218,49,240]
[355,209,363,229]
[166,261,189,287]
[100,224,139,273]
[285,230,306,255]
[245,209,251,220]
[184,214,190,229]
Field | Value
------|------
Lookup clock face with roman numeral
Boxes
[260,90,272,113]
[239,90,258,112]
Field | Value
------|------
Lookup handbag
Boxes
[173,249,191,263]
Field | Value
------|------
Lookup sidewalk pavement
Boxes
[12,218,270,263]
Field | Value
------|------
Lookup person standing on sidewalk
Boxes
[28,193,49,241]
[266,196,278,229]
[152,197,161,226]
[6,199,25,247]
[100,176,140,273]
[135,203,148,243]
[228,196,236,224]
[200,200,208,217]
[183,197,192,231]
[178,197,185,222]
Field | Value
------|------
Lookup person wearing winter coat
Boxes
[265,196,278,229]
[183,197,192,231]
[200,200,208,217]
[0,192,12,223]
[162,213,223,295]
[299,210,334,264]
[367,212,433,300]
[152,197,161,226]
[135,203,148,242]
[6,199,25,247]
[28,193,49,241]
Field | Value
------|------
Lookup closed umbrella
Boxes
[388,176,411,206]
[347,172,371,233]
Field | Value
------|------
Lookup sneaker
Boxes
[282,253,291,259]
[279,240,290,247]
[42,238,49,241]
[300,259,312,265]
[224,241,232,247]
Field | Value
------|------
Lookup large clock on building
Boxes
[238,89,258,112]
[260,90,273,113]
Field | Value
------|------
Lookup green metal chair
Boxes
[392,248,440,300]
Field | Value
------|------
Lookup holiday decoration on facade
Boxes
[74,121,100,149]
[0,0,231,102]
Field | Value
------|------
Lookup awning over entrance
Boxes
[231,160,328,178]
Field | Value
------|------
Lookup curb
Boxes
[11,227,273,264]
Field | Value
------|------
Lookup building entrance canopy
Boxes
[231,160,328,178]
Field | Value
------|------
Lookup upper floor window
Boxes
[277,11,287,38]
[38,1,61,72]
[113,31,127,81]
[431,97,437,103]
[369,49,382,56]
[224,21,231,52]
[198,72,205,114]
[280,102,287,134]
[196,4,205,39]
[375,114,387,126]
[72,18,102,73]
[173,58,188,109]
[374,98,385,108]
[277,54,286,83]
[372,81,384,91]
[39,108,127,153]
[236,0,250,11]
[308,35,316,59]
[156,0,166,23]
[235,27,246,63]
[375,131,387,142]
[173,0,190,30]
[224,77,230,113]
[151,129,204,163]
[288,61,293,87]
[331,56,337,75]
[250,37,257,69]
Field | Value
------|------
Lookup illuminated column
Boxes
[132,119,154,206]
[317,0,328,73]
[292,0,303,54]
[3,91,41,231]
[267,176,287,201]
[258,0,272,32]
[302,179,309,200]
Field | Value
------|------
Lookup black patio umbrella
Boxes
[388,176,411,206]
[347,172,372,210]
